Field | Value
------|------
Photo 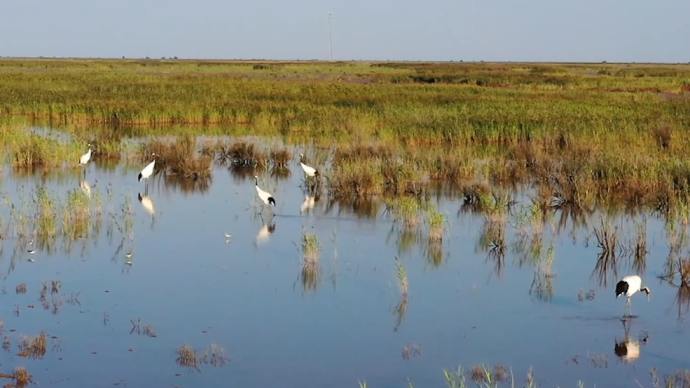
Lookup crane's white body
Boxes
[79,145,92,166]
[618,275,642,297]
[299,153,318,177]
[138,154,156,182]
[616,275,650,317]
[254,176,276,214]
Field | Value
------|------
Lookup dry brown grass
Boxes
[653,124,672,150]
[18,332,47,359]
[139,136,212,179]
[13,366,31,387]
[176,344,198,369]
[15,283,26,294]
[269,147,292,168]
[227,140,268,166]
[176,343,229,371]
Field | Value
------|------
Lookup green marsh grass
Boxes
[425,206,446,243]
[4,60,690,208]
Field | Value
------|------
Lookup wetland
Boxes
[0,59,688,387]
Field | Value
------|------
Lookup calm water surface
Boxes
[0,141,688,388]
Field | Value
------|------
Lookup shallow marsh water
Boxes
[0,138,688,388]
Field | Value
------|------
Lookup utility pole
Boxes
[328,12,333,61]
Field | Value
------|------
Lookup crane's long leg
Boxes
[625,297,632,318]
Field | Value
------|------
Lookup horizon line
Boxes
[1,56,688,66]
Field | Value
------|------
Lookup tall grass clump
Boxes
[11,133,78,169]
[386,196,426,229]
[33,186,58,240]
[226,140,268,167]
[62,188,92,240]
[139,136,212,179]
[13,366,31,387]
[425,206,446,242]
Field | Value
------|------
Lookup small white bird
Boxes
[254,175,276,214]
[138,153,157,193]
[79,144,92,166]
[616,275,651,317]
[299,153,319,178]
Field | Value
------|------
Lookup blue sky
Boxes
[2,0,688,62]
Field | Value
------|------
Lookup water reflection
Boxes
[3,136,690,388]
[324,196,381,219]
[614,319,648,364]
[162,175,211,196]
[80,180,92,198]
[255,220,276,246]
[300,194,316,215]
[138,192,155,216]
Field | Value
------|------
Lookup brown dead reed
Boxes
[13,366,31,387]
[139,136,212,179]
[18,332,47,359]
[15,283,27,294]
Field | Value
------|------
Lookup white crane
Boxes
[138,153,157,193]
[79,144,92,166]
[615,275,650,317]
[79,144,92,176]
[299,153,319,178]
[254,175,276,214]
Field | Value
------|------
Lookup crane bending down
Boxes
[299,153,319,178]
[254,175,276,215]
[615,275,650,318]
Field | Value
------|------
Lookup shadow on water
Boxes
[0,136,688,388]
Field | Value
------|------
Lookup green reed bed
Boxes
[1,59,689,140]
[1,59,690,208]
